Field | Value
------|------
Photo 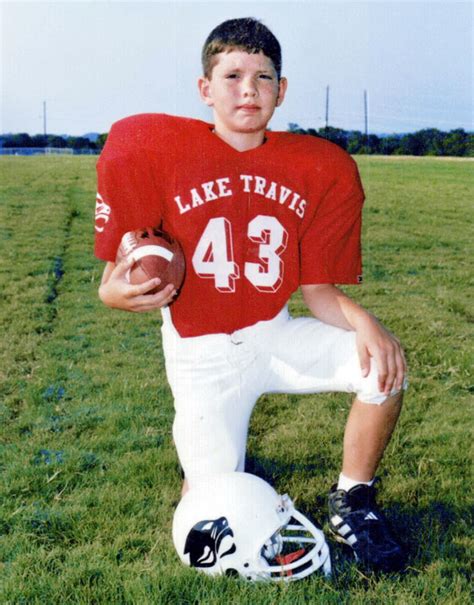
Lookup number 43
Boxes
[192,215,288,293]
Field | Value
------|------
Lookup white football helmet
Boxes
[172,472,331,581]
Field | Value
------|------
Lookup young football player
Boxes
[95,17,408,572]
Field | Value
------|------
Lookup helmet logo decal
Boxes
[184,516,236,568]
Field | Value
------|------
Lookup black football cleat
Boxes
[328,481,406,573]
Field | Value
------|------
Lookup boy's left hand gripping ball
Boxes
[116,227,185,294]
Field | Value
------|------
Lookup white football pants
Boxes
[161,306,403,485]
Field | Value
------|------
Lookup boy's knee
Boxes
[365,389,404,409]
[356,361,408,405]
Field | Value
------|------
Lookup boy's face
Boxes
[198,50,287,143]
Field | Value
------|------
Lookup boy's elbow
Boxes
[98,284,108,306]
[98,282,113,308]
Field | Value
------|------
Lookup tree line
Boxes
[1,127,472,156]
[288,125,473,157]
[0,133,107,151]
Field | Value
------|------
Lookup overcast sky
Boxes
[1,0,472,136]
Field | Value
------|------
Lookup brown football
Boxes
[116,227,185,294]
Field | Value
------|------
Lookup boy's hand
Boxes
[99,258,177,312]
[353,313,406,396]
[301,284,406,396]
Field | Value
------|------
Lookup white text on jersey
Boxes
[174,175,307,219]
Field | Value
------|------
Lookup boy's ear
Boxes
[275,77,288,107]
[198,76,214,107]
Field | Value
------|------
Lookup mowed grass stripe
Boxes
[0,156,472,604]
[0,157,90,425]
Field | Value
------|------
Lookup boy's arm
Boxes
[301,284,406,396]
[99,259,176,312]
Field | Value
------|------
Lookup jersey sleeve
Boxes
[299,155,364,285]
[94,117,163,262]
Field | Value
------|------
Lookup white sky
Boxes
[1,0,472,136]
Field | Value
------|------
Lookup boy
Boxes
[95,18,407,572]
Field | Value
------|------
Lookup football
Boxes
[116,227,185,294]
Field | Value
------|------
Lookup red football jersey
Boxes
[95,114,364,337]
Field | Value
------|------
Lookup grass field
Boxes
[0,155,472,604]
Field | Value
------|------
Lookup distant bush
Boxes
[287,124,473,156]
[0,133,108,152]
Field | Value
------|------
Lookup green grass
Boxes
[0,155,472,604]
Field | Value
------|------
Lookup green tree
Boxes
[397,133,424,155]
[416,128,445,155]
[6,133,32,147]
[317,126,348,150]
[97,133,108,149]
[47,135,67,148]
[363,134,381,154]
[287,123,307,135]
[442,129,468,156]
[66,136,91,150]
[347,131,364,154]
[466,133,474,157]
[31,134,47,147]
[379,135,402,155]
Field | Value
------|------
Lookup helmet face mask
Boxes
[173,472,331,582]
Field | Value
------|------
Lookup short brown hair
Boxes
[202,17,282,80]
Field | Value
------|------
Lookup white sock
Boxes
[337,473,375,492]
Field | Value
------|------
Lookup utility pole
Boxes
[325,85,329,131]
[364,90,368,144]
[43,101,47,136]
